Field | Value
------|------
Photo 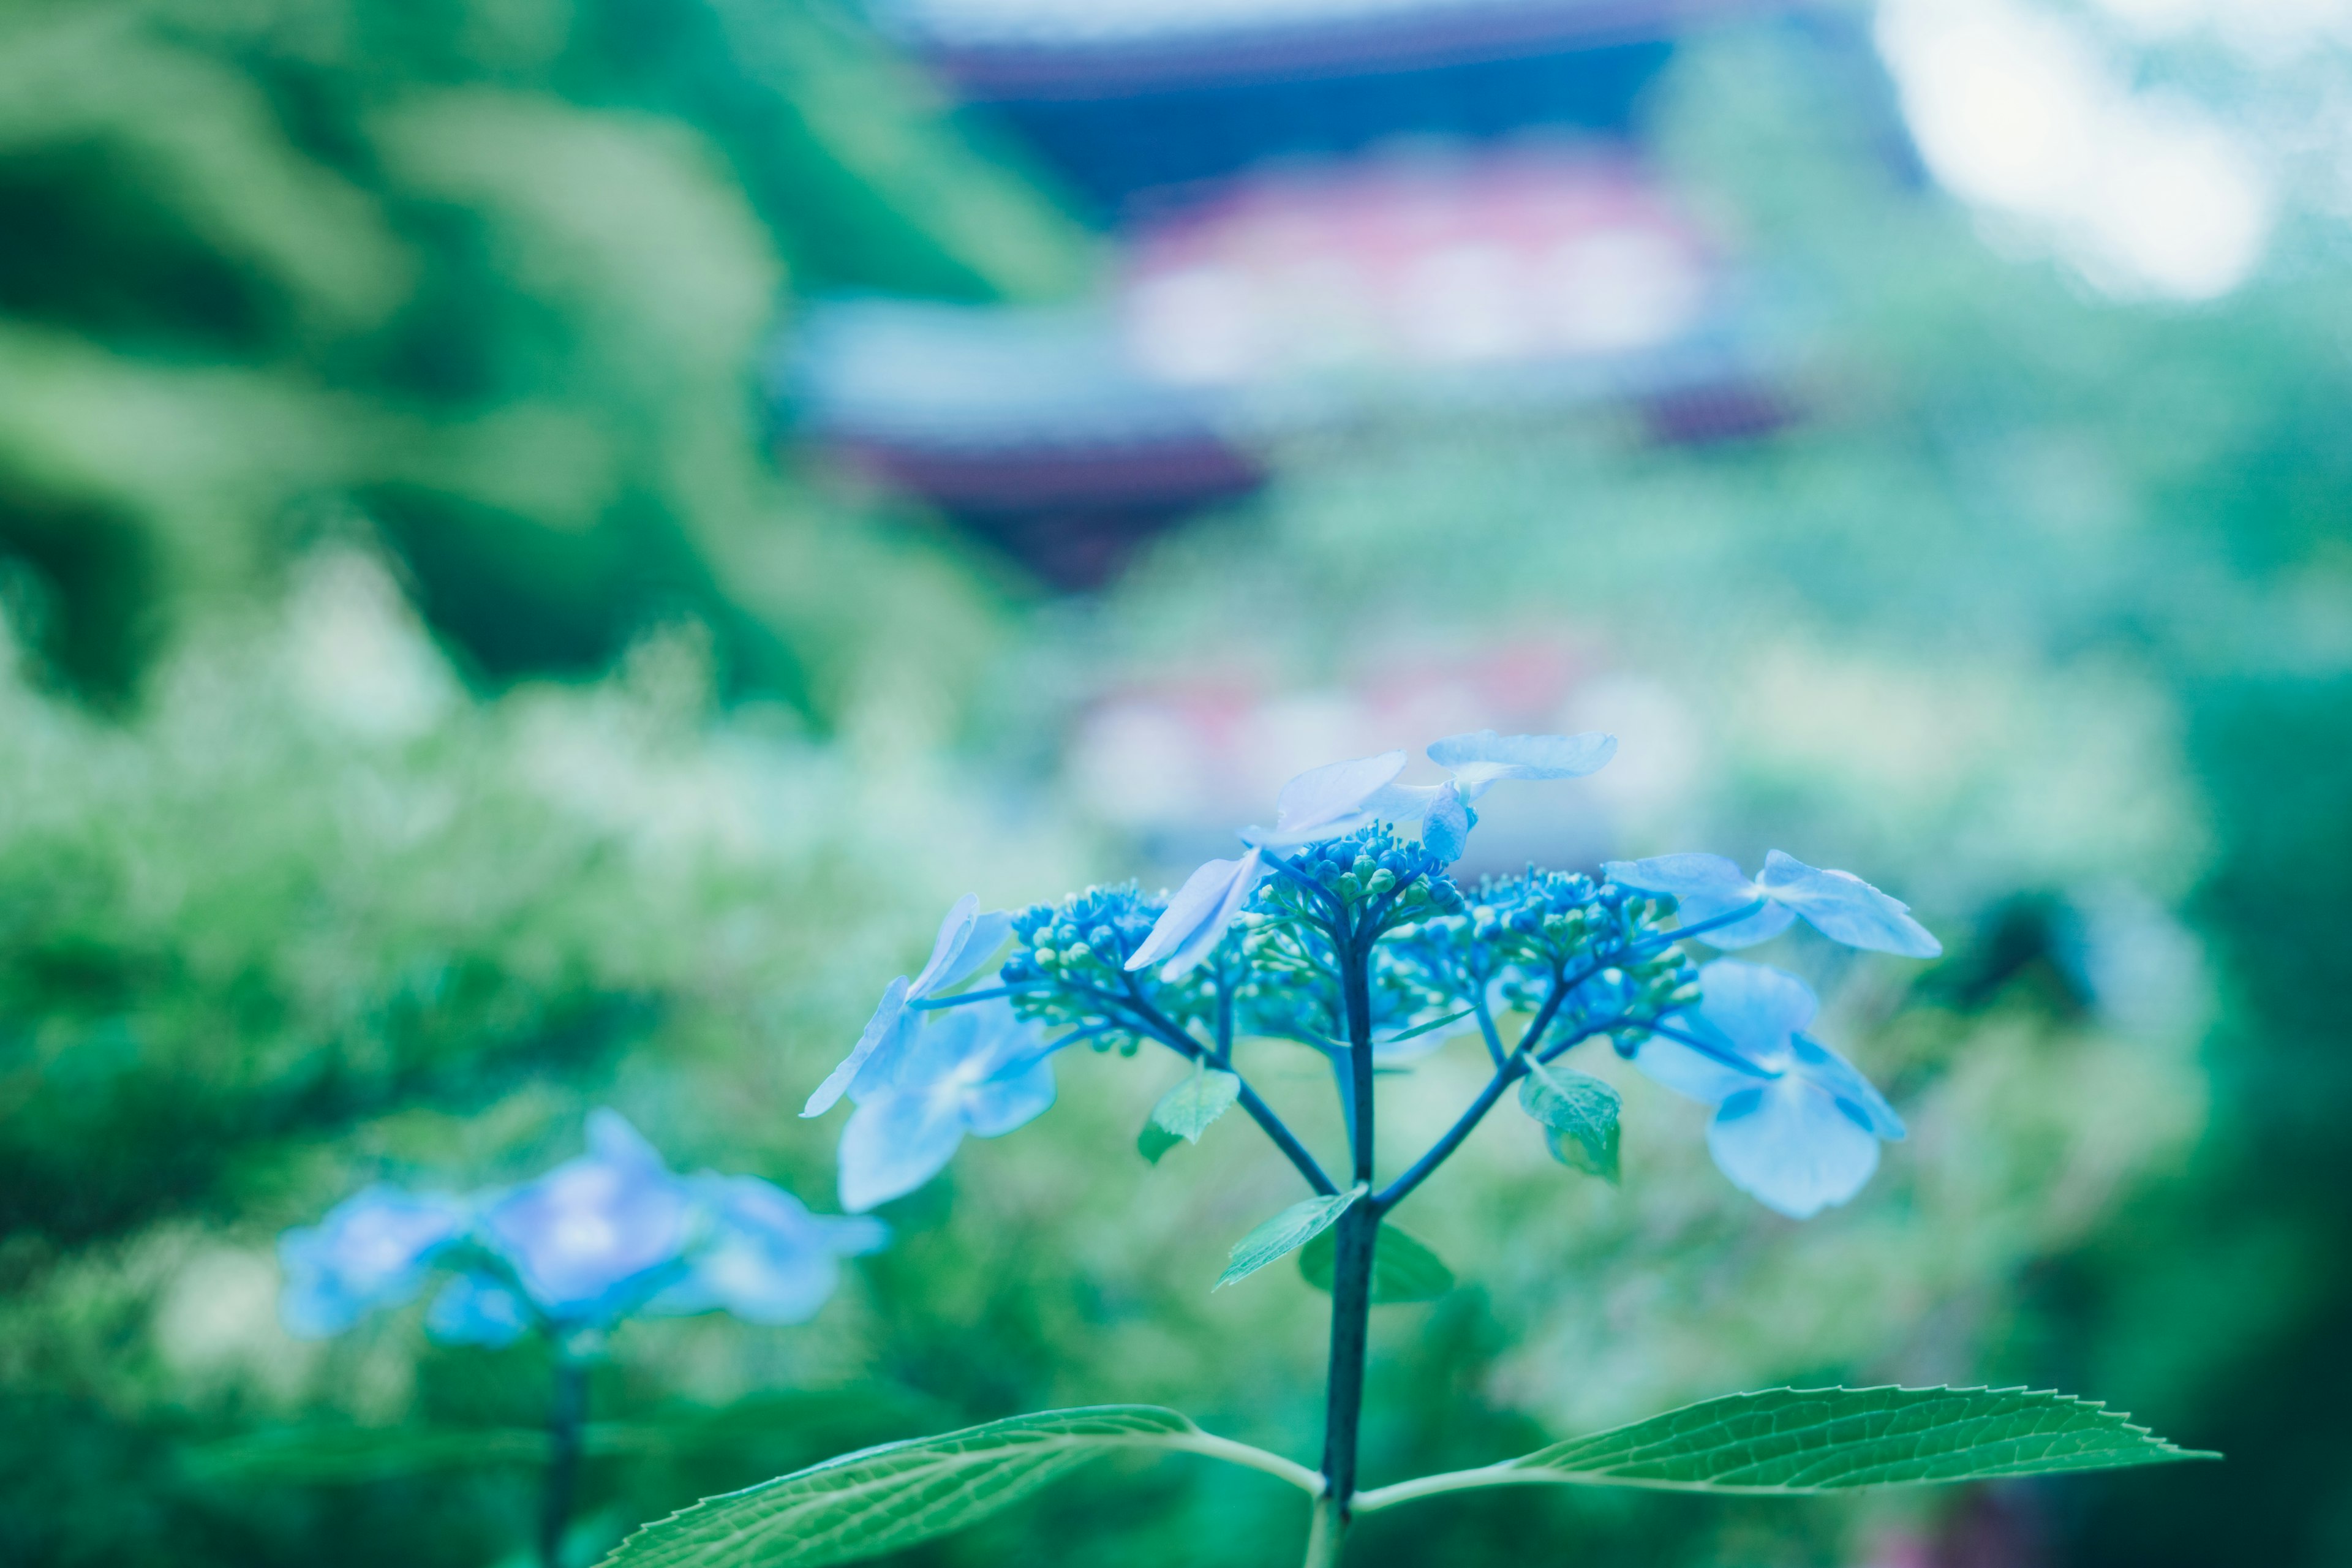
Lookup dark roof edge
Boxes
[911,0,1777,100]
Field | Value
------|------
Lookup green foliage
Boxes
[1215,1188,1366,1291]
[599,1406,1311,1568]
[1517,1065,1622,1185]
[184,1390,951,1487]
[1297,1224,1454,1305]
[1354,1386,2215,1510]
[0,0,1088,705]
[1137,1065,1242,1164]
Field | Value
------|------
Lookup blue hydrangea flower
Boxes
[1126,752,1412,978]
[1373,730,1618,861]
[1632,960,1905,1218]
[279,1187,470,1338]
[1131,736,1610,974]
[478,1110,698,1325]
[1245,751,1414,848]
[837,1000,1055,1212]
[645,1177,889,1325]
[1605,850,1942,957]
[424,1270,534,1346]
[1125,847,1265,978]
[806,895,1016,1117]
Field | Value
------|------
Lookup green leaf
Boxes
[598,1406,1319,1568]
[1378,1007,1475,1047]
[1297,1223,1455,1303]
[1518,1064,1621,1183]
[1137,1066,1241,1164]
[1351,1386,2219,1512]
[1213,1185,1366,1291]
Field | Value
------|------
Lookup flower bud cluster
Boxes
[1257,827,1463,930]
[1004,883,1192,1049]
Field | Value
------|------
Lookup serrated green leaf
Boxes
[1213,1186,1365,1291]
[1519,1065,1621,1183]
[1138,1066,1240,1163]
[1351,1386,2219,1512]
[598,1406,1319,1568]
[1297,1222,1455,1303]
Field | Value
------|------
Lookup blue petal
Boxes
[816,1213,891,1257]
[1420,785,1471,862]
[277,1187,469,1339]
[1706,1077,1884,1218]
[1758,851,1942,958]
[584,1107,665,1170]
[424,1272,532,1346]
[961,1054,1057,1138]
[1688,960,1818,1066]
[1428,729,1618,797]
[1629,1031,1760,1106]
[646,1176,845,1326]
[932,909,1015,994]
[1250,751,1409,846]
[1604,853,1791,947]
[481,1115,695,1320]
[907,894,981,996]
[838,1086,968,1213]
[1790,1034,1906,1140]
[1126,849,1264,976]
[802,976,913,1117]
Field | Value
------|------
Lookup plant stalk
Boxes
[1313,923,1382,1564]
[1302,1491,1348,1568]
[540,1352,589,1568]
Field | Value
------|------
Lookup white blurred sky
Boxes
[1875,0,2304,301]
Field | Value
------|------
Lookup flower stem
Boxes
[1302,1491,1348,1568]
[540,1352,589,1568]
[1313,922,1382,1561]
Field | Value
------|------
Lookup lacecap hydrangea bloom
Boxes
[279,1110,884,1345]
[806,728,1936,1220]
[622,730,2210,1568]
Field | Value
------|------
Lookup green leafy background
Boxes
[2,5,2345,1568]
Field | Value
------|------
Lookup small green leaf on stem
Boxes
[1213,1185,1366,1291]
[1138,1065,1242,1164]
[1518,1063,1621,1184]
[1297,1223,1455,1303]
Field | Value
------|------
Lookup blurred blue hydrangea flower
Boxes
[837,1000,1055,1213]
[1605,850,1942,957]
[279,1110,881,1345]
[647,1176,888,1325]
[805,894,1015,1117]
[279,1187,469,1337]
[1632,960,1906,1218]
[424,1268,535,1346]
[478,1109,699,1326]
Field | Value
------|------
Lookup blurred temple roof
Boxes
[783,0,1802,587]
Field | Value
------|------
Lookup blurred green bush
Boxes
[0,0,1089,710]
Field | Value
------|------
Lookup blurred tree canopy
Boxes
[0,0,1090,709]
